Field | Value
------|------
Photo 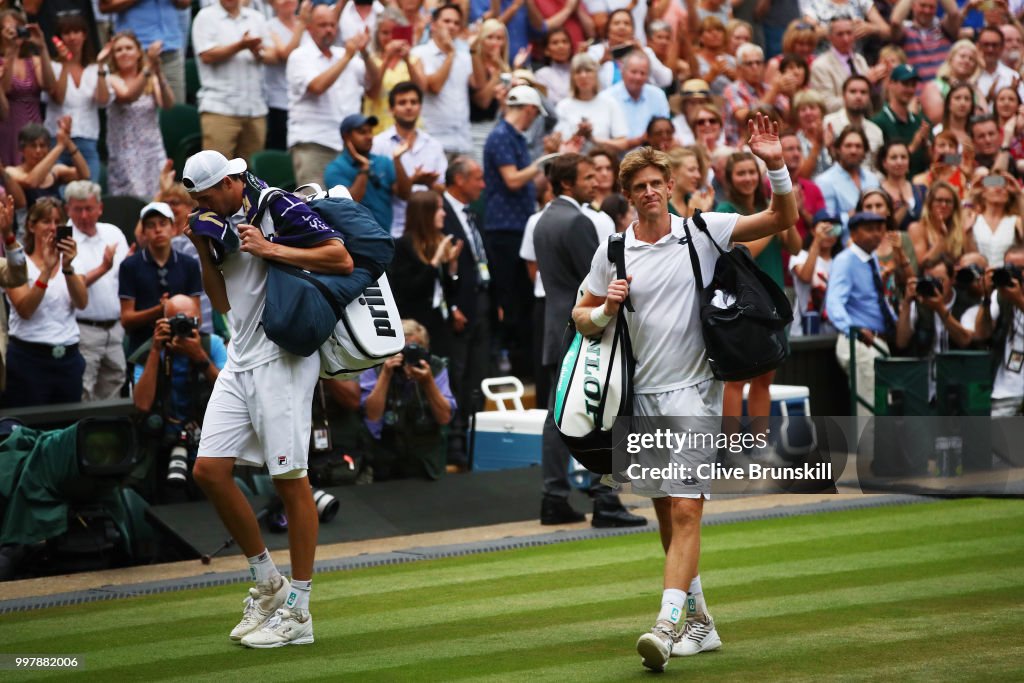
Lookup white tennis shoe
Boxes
[636,620,676,671]
[672,613,722,656]
[240,608,314,648]
[230,576,290,641]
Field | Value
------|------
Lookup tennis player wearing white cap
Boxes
[181,149,352,649]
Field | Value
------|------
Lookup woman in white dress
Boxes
[968,171,1024,266]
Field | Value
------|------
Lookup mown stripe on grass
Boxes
[88,584,1023,683]
[4,524,1018,649]
[11,565,1021,682]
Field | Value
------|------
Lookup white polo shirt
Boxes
[287,42,365,151]
[372,125,448,235]
[410,40,473,153]
[339,0,383,43]
[72,221,130,322]
[192,4,268,117]
[585,211,737,393]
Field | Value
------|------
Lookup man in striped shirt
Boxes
[889,0,965,85]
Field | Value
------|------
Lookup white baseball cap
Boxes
[181,150,247,193]
[506,85,547,117]
[139,201,174,221]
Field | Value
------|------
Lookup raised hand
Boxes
[0,195,13,238]
[159,158,176,194]
[146,41,163,67]
[746,113,783,168]
[513,46,530,69]
[97,39,113,64]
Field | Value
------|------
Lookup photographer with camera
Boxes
[895,255,974,397]
[965,246,1024,416]
[360,319,456,481]
[132,294,226,495]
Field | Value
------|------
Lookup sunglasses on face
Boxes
[694,118,720,125]
[932,197,955,205]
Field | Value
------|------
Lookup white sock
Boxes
[686,575,708,618]
[286,578,312,613]
[657,588,687,625]
[247,549,280,584]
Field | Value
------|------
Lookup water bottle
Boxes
[943,436,962,477]
[934,436,949,477]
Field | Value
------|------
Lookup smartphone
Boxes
[57,224,72,242]
[942,153,962,165]
[15,26,28,39]
[829,224,842,238]
[499,72,512,87]
[983,174,1007,188]
[610,43,633,60]
[392,24,413,43]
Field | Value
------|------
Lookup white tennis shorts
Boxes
[197,353,320,476]
[629,378,724,500]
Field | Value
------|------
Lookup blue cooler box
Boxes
[471,408,547,471]
[741,384,816,454]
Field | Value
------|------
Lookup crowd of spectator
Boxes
[0,0,1024,490]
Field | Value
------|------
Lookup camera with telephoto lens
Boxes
[312,488,339,522]
[168,313,197,339]
[166,422,201,486]
[955,263,985,288]
[992,264,1023,289]
[916,276,942,299]
[167,430,190,486]
[402,343,429,367]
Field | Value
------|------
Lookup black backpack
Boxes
[681,210,793,381]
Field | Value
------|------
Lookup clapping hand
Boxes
[146,41,164,71]
[159,159,176,194]
[96,39,113,64]
[411,167,440,186]
[512,46,530,69]
[0,195,14,239]
[55,115,73,148]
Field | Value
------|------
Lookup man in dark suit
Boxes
[534,153,645,528]
[442,156,490,471]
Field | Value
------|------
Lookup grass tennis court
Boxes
[3,498,1022,681]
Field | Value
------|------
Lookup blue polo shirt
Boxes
[112,0,184,52]
[483,119,536,233]
[119,248,204,356]
[324,150,397,232]
[602,82,670,139]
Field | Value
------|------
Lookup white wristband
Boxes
[766,166,793,195]
[590,305,613,328]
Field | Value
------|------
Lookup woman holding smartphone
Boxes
[2,197,87,408]
[912,131,969,198]
[365,7,426,134]
[587,8,672,89]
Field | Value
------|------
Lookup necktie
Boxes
[868,257,896,333]
[847,57,858,75]
[464,208,487,265]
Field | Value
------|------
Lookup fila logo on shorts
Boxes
[278,456,288,467]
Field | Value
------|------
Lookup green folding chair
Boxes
[250,149,296,191]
